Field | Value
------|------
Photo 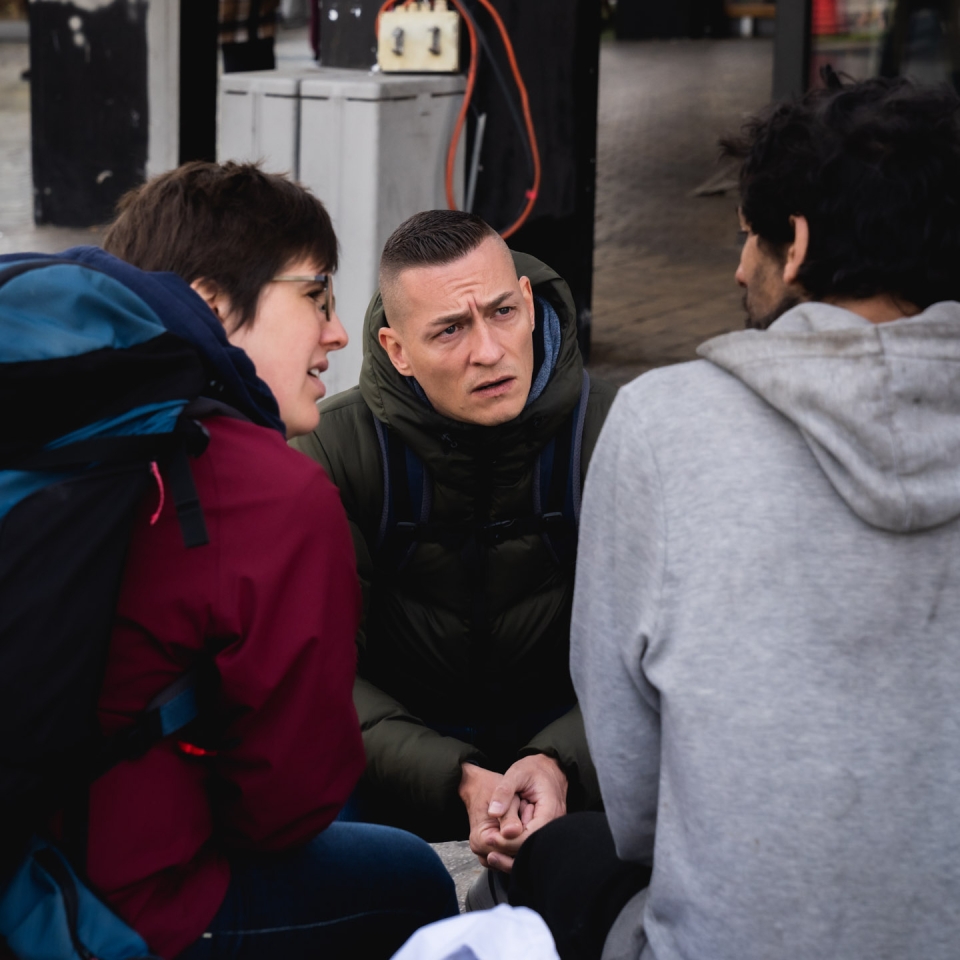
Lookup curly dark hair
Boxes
[721,76,960,308]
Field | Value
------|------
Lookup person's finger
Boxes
[484,829,525,859]
[470,819,500,858]
[487,851,515,873]
[498,791,523,839]
[487,770,526,817]
[521,799,535,826]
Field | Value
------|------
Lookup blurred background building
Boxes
[1,0,956,388]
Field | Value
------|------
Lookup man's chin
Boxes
[744,293,803,331]
[458,395,527,427]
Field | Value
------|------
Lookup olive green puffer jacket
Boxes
[293,252,616,839]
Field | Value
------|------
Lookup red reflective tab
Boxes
[177,741,216,757]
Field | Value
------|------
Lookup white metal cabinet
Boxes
[218,71,309,178]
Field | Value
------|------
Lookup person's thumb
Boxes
[487,775,520,817]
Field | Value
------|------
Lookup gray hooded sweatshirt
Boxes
[572,301,960,960]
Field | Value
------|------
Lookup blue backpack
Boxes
[0,249,282,960]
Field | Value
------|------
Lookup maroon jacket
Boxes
[85,416,364,958]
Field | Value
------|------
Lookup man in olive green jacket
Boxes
[293,211,616,874]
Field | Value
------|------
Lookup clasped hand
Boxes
[458,754,567,874]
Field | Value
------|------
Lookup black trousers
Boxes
[509,812,651,960]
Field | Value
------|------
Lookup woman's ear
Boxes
[783,215,810,286]
[190,279,237,332]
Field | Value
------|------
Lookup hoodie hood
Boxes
[699,300,960,532]
[357,250,583,487]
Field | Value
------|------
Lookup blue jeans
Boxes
[178,822,458,959]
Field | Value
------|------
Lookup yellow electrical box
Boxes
[377,2,461,74]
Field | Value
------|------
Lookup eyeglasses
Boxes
[272,273,335,320]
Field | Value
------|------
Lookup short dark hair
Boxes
[721,77,960,308]
[103,161,338,327]
[380,209,498,283]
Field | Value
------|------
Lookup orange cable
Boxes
[469,0,540,239]
[444,0,479,211]
[376,0,539,240]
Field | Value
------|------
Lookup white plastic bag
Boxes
[391,904,560,960]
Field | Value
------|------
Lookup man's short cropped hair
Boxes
[103,161,338,328]
[722,76,960,309]
[379,209,499,292]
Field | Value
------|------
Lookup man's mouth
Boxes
[472,376,515,397]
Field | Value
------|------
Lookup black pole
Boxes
[29,0,148,226]
[179,0,219,164]
[773,0,813,99]
[468,0,602,361]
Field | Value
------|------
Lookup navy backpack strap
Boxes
[374,413,434,572]
[533,368,591,565]
[95,666,206,777]
[570,368,591,523]
[374,415,392,552]
[166,444,209,549]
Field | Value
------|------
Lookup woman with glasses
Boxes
[64,161,459,959]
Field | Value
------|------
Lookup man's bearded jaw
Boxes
[743,292,803,331]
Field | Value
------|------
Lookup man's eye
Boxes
[736,229,749,245]
[496,306,513,317]
[440,324,459,337]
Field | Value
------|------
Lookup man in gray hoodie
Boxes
[509,75,960,960]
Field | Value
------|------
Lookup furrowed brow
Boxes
[482,292,513,312]
[424,291,515,332]
[426,309,472,330]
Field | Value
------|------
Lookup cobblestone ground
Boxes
[589,37,773,385]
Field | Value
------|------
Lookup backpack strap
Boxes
[373,415,392,551]
[61,664,209,873]
[165,444,209,549]
[7,417,211,551]
[570,368,590,522]
[533,368,591,565]
[373,370,591,572]
[373,415,433,572]
[97,666,206,775]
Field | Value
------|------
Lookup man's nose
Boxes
[321,307,349,352]
[469,319,504,365]
[735,261,747,288]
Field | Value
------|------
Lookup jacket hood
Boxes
[699,300,960,532]
[358,251,583,486]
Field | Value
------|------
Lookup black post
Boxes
[179,0,219,164]
[29,0,149,226]
[467,0,602,360]
[773,0,813,99]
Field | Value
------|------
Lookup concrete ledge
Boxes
[0,20,28,42]
[431,840,484,913]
